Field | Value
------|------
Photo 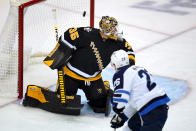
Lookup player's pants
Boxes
[57,74,111,112]
[127,104,169,131]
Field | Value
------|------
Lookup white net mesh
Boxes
[0,0,91,97]
[0,7,19,97]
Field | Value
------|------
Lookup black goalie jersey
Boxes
[44,27,135,81]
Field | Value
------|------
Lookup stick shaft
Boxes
[52,8,66,103]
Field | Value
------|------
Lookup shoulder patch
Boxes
[84,27,92,32]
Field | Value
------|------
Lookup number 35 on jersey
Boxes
[69,28,79,40]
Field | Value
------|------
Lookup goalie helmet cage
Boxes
[0,0,95,99]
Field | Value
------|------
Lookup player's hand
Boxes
[110,113,128,128]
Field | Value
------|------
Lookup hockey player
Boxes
[110,50,170,131]
[23,16,135,115]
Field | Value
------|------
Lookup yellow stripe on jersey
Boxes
[129,55,135,63]
[63,66,102,81]
[125,42,132,50]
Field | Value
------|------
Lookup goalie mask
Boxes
[111,50,129,70]
[99,16,119,39]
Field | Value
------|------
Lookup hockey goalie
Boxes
[22,16,135,116]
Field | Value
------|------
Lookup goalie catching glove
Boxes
[43,40,73,70]
[110,112,128,129]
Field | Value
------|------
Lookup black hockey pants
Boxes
[57,74,108,109]
[128,104,169,131]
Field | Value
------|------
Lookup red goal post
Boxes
[0,0,95,99]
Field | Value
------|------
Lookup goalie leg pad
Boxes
[25,85,48,103]
[40,95,83,115]
[23,93,41,107]
[23,85,48,107]
[23,85,83,115]
[85,79,113,115]
[87,90,112,116]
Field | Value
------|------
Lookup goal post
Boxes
[0,0,95,99]
[18,0,47,99]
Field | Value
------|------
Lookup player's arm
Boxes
[43,28,78,69]
[110,71,135,129]
[112,73,131,114]
[123,40,135,65]
[112,69,137,115]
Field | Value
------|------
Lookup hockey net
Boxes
[0,0,94,98]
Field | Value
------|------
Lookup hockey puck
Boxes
[83,11,86,17]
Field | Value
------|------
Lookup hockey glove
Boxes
[110,113,128,129]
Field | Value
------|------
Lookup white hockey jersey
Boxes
[112,65,170,118]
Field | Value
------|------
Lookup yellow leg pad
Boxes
[27,85,48,103]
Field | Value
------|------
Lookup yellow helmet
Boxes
[99,16,118,38]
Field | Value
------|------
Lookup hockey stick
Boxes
[52,9,59,42]
[52,9,66,104]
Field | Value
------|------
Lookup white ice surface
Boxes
[0,0,196,131]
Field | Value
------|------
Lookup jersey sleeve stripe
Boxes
[113,98,128,103]
[128,55,135,63]
[115,90,130,96]
[127,51,135,56]
[61,35,77,50]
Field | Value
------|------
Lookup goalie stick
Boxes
[52,9,66,104]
